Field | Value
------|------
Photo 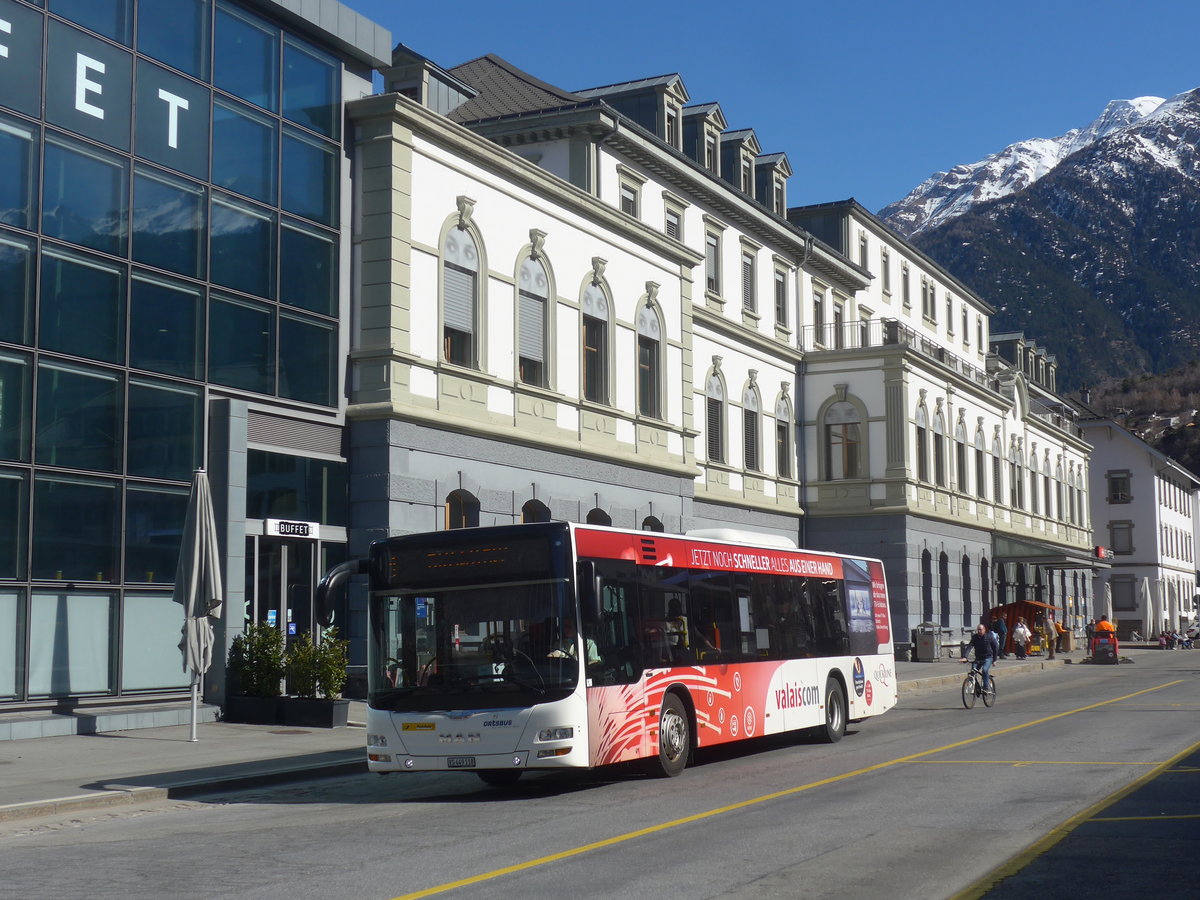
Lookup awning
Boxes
[991,599,1055,612]
[993,535,1107,570]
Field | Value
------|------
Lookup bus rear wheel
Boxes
[817,680,846,743]
[652,693,690,777]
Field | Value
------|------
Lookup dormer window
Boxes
[741,159,752,192]
[666,107,679,147]
[705,134,717,172]
[772,178,785,214]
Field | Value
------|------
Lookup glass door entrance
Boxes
[245,534,349,650]
[244,535,347,644]
[257,538,312,647]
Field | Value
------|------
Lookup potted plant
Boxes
[225,622,287,724]
[282,627,350,727]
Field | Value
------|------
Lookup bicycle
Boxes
[961,661,997,709]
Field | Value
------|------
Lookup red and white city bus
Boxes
[359,522,897,783]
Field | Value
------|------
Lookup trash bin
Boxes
[1060,631,1074,652]
[914,623,941,661]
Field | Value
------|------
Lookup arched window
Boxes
[1028,453,1040,515]
[443,227,479,367]
[446,489,480,529]
[581,280,610,404]
[974,427,987,501]
[915,404,929,483]
[1075,468,1084,525]
[775,395,793,479]
[1055,461,1065,521]
[517,256,549,386]
[705,371,725,463]
[636,304,662,418]
[980,557,991,611]
[641,516,664,532]
[955,420,968,493]
[1042,453,1052,516]
[992,437,1004,503]
[939,551,950,626]
[932,410,946,486]
[586,507,612,526]
[1009,444,1024,509]
[920,549,933,622]
[521,499,551,523]
[961,555,973,628]
[742,384,760,472]
[825,400,861,480]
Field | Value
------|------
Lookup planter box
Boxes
[223,695,283,725]
[281,697,350,728]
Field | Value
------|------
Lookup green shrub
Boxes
[229,622,286,697]
[286,627,349,700]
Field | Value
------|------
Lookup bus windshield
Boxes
[369,579,580,712]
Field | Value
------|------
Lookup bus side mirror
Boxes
[577,561,602,626]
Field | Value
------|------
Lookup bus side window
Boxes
[811,579,849,657]
[690,569,736,662]
[591,559,642,685]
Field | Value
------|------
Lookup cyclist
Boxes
[961,623,999,692]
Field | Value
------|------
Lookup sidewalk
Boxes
[0,656,1072,823]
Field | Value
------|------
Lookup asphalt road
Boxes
[4,652,1198,900]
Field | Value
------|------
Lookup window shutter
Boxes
[744,409,759,470]
[443,264,474,333]
[707,397,723,461]
[518,291,544,362]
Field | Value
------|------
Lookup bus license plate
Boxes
[447,756,476,768]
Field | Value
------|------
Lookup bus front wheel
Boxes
[652,693,690,777]
[817,680,846,744]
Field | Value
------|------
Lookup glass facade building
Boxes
[0,0,389,706]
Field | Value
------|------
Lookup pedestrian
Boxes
[1042,612,1057,660]
[1012,617,1031,659]
[990,613,1008,659]
[1085,618,1096,646]
[1054,617,1067,653]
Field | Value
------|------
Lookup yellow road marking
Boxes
[1090,813,1200,822]
[907,759,1159,767]
[391,679,1183,900]
[950,734,1200,900]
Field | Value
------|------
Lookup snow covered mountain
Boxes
[906,87,1200,388]
[878,96,1164,237]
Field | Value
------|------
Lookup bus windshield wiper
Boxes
[500,650,546,694]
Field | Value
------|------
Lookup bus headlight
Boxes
[537,727,574,742]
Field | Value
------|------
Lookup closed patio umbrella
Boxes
[175,469,224,742]
[1140,578,1155,638]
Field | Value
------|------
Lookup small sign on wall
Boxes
[266,519,320,539]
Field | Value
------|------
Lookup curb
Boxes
[899,660,1055,695]
[0,756,367,824]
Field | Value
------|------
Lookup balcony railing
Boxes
[802,318,994,391]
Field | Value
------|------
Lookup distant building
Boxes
[786,206,1100,642]
[1076,409,1200,637]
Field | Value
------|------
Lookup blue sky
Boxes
[345,0,1200,212]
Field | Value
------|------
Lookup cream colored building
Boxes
[344,49,1099,644]
[789,204,1099,641]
